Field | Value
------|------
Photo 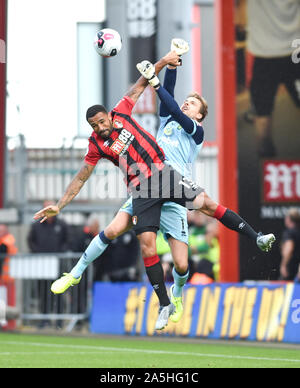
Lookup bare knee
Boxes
[194,192,218,217]
[104,212,131,240]
[104,224,119,240]
[174,262,188,274]
[193,191,205,210]
[168,238,188,274]
[138,232,157,258]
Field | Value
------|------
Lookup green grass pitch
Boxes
[0,332,300,368]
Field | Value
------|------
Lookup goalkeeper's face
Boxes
[180,97,203,122]
[88,112,113,139]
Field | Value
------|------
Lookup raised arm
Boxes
[126,51,181,104]
[160,67,177,117]
[33,162,96,223]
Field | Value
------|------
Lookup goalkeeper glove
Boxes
[136,60,160,89]
[171,38,189,65]
[171,38,189,55]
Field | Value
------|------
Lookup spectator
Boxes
[188,211,210,276]
[204,220,220,281]
[109,230,140,282]
[28,200,70,253]
[93,227,140,283]
[69,214,101,328]
[27,200,70,328]
[280,208,300,281]
[71,215,100,253]
[247,0,300,157]
[0,224,18,281]
[188,212,220,282]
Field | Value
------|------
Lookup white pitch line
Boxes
[0,351,115,356]
[1,340,300,364]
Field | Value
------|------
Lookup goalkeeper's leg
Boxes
[168,238,189,323]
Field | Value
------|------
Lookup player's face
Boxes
[88,112,113,139]
[180,97,202,122]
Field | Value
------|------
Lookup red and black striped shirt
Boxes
[85,96,165,188]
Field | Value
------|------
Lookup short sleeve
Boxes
[84,138,102,166]
[281,229,294,243]
[112,96,135,116]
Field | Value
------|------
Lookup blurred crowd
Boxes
[1,204,220,287]
[2,203,300,286]
[2,201,300,330]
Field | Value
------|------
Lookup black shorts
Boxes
[131,164,204,235]
[250,55,300,116]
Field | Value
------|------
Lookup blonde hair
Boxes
[188,92,208,123]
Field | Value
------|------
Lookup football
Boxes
[93,28,122,57]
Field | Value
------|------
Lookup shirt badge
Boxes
[114,120,123,129]
[164,126,173,136]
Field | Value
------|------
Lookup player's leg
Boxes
[170,168,273,250]
[132,197,175,330]
[193,192,275,252]
[137,230,175,330]
[138,231,170,306]
[70,210,132,278]
[168,238,189,323]
[159,202,189,323]
[51,201,133,294]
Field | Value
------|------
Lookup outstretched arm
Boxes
[160,67,177,117]
[126,51,181,104]
[34,162,96,223]
[159,39,189,116]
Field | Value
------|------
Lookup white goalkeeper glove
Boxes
[171,38,189,65]
[136,60,160,89]
[171,38,190,55]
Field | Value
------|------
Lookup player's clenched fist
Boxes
[171,38,189,55]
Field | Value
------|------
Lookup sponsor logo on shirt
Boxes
[110,139,125,154]
[110,128,135,156]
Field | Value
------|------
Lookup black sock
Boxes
[219,209,258,241]
[145,261,170,306]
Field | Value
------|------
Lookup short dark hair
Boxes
[86,105,107,121]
